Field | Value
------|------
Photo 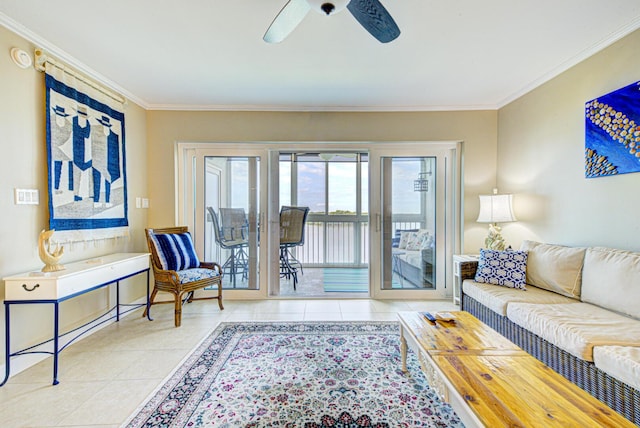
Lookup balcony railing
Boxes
[295,214,422,268]
[206,213,423,268]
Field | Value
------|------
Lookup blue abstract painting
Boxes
[46,73,128,242]
[585,80,640,178]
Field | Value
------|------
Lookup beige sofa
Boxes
[461,241,640,425]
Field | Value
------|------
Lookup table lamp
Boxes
[476,189,516,251]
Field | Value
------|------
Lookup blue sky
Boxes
[280,158,430,214]
[219,157,433,215]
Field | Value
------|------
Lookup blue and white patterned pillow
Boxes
[474,248,528,289]
[150,232,200,271]
[392,229,418,248]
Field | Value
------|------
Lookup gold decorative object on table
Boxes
[484,223,506,250]
[38,229,65,272]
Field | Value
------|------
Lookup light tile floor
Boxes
[0,298,458,427]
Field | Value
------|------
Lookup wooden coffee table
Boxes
[397,311,633,427]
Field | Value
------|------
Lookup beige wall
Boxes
[498,28,640,251]
[1,21,501,377]
[0,26,148,372]
[3,8,637,382]
[146,110,498,253]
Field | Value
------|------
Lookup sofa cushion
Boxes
[474,248,528,289]
[149,232,200,271]
[463,280,576,316]
[506,302,640,361]
[519,240,585,299]
[396,250,422,268]
[593,346,640,391]
[581,247,640,319]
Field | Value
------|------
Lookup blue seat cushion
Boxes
[177,268,220,284]
[150,232,200,271]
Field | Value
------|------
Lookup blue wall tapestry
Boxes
[585,80,640,178]
[46,70,128,244]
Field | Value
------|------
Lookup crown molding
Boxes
[4,10,638,113]
[145,103,498,112]
[0,11,495,113]
[0,12,149,109]
[497,16,640,109]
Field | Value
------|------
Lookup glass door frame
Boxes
[177,141,462,300]
[369,142,461,300]
[177,143,270,300]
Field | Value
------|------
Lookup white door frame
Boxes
[177,143,270,300]
[369,142,461,300]
[176,141,462,300]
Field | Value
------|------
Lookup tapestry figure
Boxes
[72,105,92,201]
[50,105,73,193]
[91,115,121,207]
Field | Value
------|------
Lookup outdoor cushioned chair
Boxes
[145,226,223,327]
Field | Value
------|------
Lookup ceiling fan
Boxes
[263,0,400,44]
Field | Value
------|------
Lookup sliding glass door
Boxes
[277,153,369,296]
[203,156,260,290]
[178,145,267,299]
[177,142,460,300]
[369,144,458,299]
[382,157,436,289]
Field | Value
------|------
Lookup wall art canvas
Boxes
[585,80,640,178]
[46,71,128,244]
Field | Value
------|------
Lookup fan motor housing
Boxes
[306,0,349,15]
[321,3,335,15]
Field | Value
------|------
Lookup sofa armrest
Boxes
[459,260,478,281]
[421,248,434,263]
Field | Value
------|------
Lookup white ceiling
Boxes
[2,0,640,111]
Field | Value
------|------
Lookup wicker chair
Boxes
[145,226,223,327]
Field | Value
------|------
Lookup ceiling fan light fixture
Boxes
[306,0,349,15]
[264,0,399,44]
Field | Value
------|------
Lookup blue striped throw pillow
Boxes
[150,232,200,271]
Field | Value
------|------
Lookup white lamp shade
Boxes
[477,194,516,223]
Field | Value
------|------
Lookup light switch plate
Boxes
[15,188,39,205]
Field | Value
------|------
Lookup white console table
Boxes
[1,253,151,386]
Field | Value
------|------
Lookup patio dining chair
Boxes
[145,226,223,327]
[208,207,249,287]
[279,205,310,290]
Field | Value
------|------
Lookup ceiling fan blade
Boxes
[347,0,400,43]
[264,0,311,43]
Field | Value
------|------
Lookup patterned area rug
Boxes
[123,322,463,427]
